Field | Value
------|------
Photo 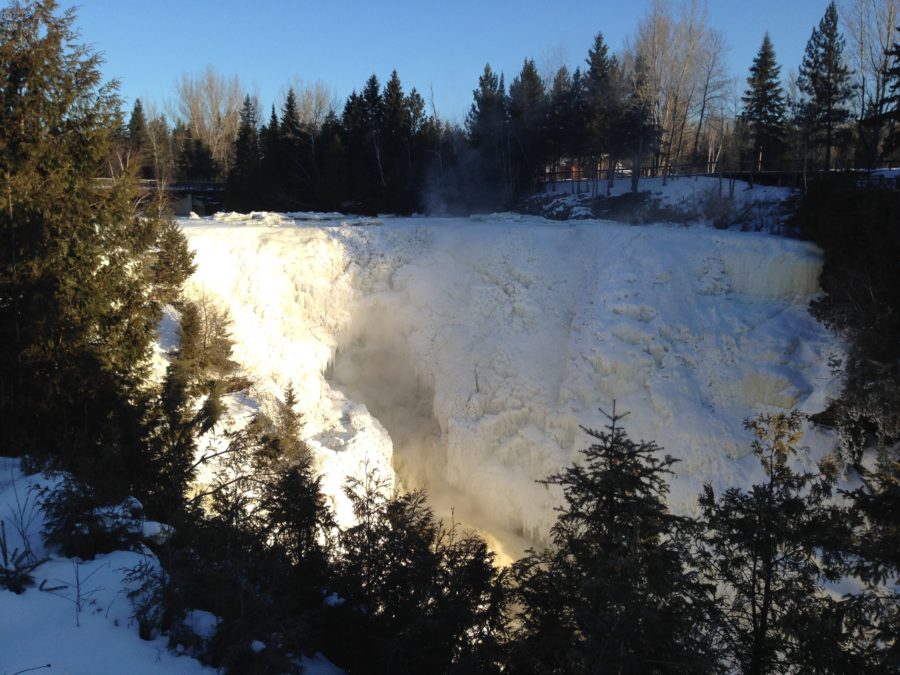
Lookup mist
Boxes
[326,305,533,562]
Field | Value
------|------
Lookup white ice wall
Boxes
[182,213,840,549]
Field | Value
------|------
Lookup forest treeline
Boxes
[120,0,900,214]
[0,1,897,674]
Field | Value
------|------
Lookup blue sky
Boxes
[60,0,833,123]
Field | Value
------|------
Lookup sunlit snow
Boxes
[182,195,841,558]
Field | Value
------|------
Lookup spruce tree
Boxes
[331,469,507,673]
[315,110,347,210]
[466,64,510,208]
[569,67,590,187]
[882,28,900,155]
[546,65,574,188]
[404,86,430,212]
[381,70,411,211]
[510,406,721,674]
[841,453,900,670]
[127,98,153,178]
[362,74,386,203]
[797,1,853,169]
[259,105,281,207]
[742,34,787,173]
[226,94,261,212]
[0,0,188,486]
[583,32,622,194]
[508,59,547,198]
[279,88,311,207]
[175,125,218,182]
[341,75,386,212]
[697,412,856,674]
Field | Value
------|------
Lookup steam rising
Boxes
[327,307,532,561]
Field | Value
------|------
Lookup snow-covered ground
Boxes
[529,175,794,228]
[181,203,841,559]
[0,457,343,674]
[0,459,216,675]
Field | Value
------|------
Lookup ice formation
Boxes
[181,210,840,558]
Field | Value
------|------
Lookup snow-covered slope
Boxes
[182,211,840,557]
[0,459,215,675]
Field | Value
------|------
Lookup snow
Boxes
[184,609,219,641]
[179,195,841,557]
[0,459,214,675]
[535,175,793,230]
[0,180,846,671]
[149,304,181,382]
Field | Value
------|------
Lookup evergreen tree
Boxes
[127,98,153,178]
[465,63,510,208]
[139,357,221,519]
[257,457,334,587]
[259,105,281,207]
[225,94,261,212]
[330,469,508,673]
[175,124,218,182]
[341,75,387,212]
[508,59,547,199]
[314,110,347,210]
[883,28,900,155]
[583,32,622,194]
[545,65,574,189]
[0,0,185,486]
[697,412,855,674]
[797,1,854,169]
[152,217,197,306]
[509,406,721,673]
[381,70,412,211]
[362,74,386,203]
[279,87,312,207]
[742,34,787,173]
[569,67,590,187]
[404,86,431,212]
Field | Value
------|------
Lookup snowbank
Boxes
[0,458,214,674]
[181,213,840,555]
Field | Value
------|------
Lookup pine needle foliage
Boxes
[742,34,787,172]
[797,1,853,169]
[697,412,856,674]
[510,405,721,674]
[0,1,191,492]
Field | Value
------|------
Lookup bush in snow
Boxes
[0,519,40,593]
[39,477,143,559]
[123,556,168,640]
[177,293,240,392]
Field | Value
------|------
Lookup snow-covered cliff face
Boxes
[182,212,840,557]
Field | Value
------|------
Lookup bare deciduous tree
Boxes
[691,29,732,167]
[628,0,722,174]
[841,0,897,164]
[279,77,339,131]
[174,65,244,176]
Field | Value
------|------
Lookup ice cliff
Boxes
[182,211,840,557]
